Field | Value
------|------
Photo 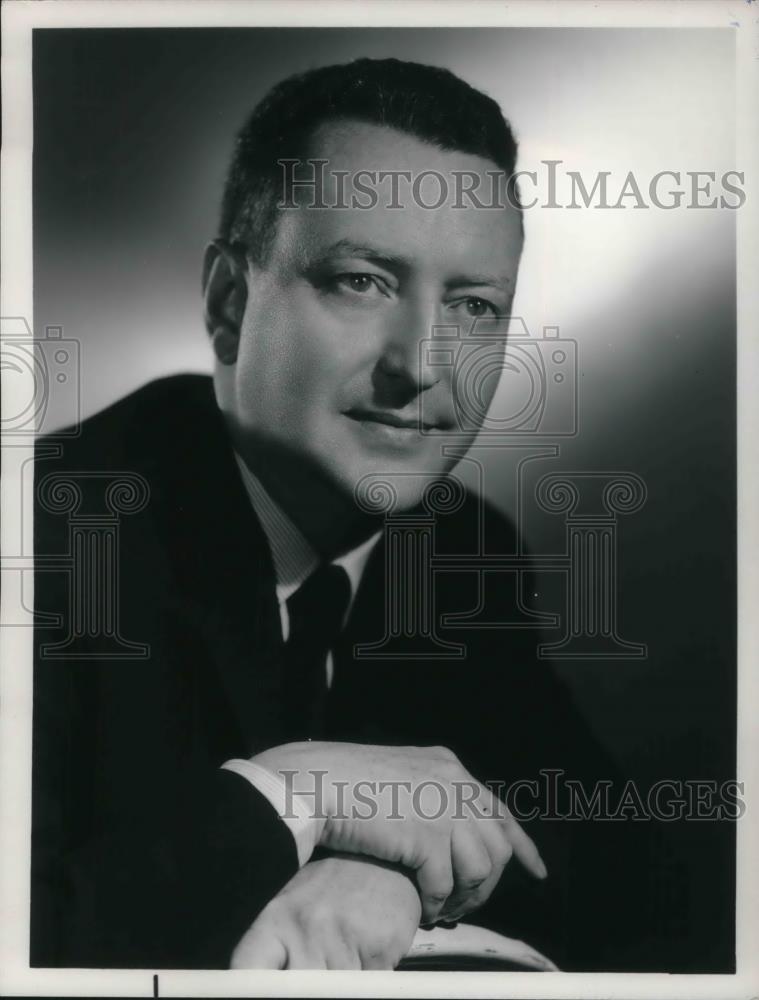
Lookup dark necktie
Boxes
[281,563,351,743]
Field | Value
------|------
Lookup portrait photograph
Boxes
[1,2,757,998]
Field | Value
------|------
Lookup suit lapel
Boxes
[132,377,288,754]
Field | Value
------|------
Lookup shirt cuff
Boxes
[220,758,319,867]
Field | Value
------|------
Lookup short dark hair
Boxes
[219,57,520,262]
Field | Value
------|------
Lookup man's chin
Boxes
[343,461,461,518]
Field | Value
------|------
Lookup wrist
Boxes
[221,754,325,866]
[252,742,339,823]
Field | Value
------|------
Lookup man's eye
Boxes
[453,296,497,318]
[334,273,382,295]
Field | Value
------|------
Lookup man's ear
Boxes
[202,239,249,365]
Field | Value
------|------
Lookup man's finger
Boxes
[450,824,491,897]
[450,819,514,915]
[499,811,547,880]
[477,806,513,871]
[416,847,454,923]
[471,779,547,881]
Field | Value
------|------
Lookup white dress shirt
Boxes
[221,455,381,865]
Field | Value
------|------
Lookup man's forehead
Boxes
[300,119,516,208]
[278,120,523,275]
[278,202,521,280]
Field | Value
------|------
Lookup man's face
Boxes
[229,121,523,513]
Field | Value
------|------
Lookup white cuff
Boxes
[221,758,319,867]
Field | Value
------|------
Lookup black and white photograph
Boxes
[1,1,757,997]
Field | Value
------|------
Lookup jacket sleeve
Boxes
[30,478,299,970]
[31,653,298,969]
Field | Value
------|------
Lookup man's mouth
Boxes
[344,408,447,433]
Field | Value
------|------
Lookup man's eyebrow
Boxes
[303,241,514,291]
[306,239,411,271]
[444,273,514,294]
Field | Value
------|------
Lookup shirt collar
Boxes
[234,454,380,625]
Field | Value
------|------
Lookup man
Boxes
[32,58,632,971]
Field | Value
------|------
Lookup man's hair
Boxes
[219,57,520,262]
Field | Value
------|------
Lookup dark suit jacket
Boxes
[32,374,649,970]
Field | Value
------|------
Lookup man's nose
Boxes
[374,299,441,398]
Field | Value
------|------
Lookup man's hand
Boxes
[251,742,546,923]
[230,854,422,970]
